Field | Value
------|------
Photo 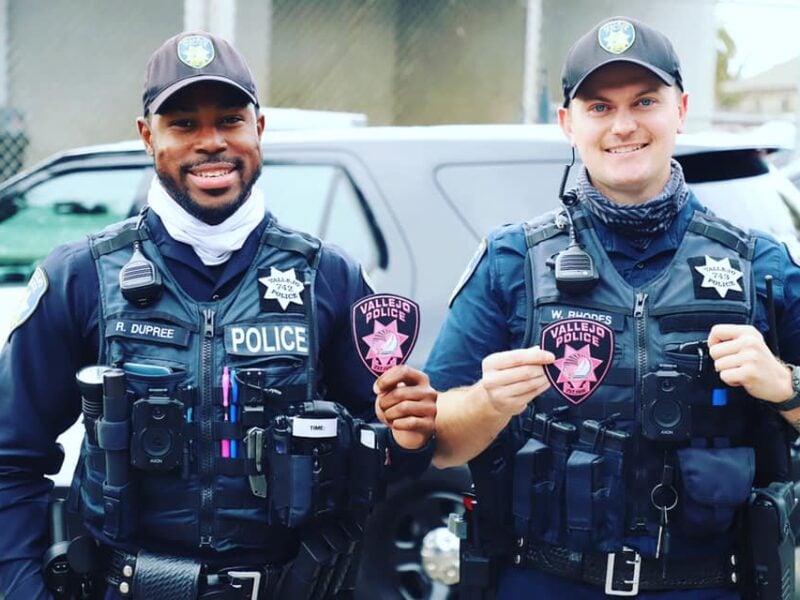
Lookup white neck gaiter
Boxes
[146,176,265,266]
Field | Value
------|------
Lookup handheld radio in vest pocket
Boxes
[554,148,599,295]
[120,241,163,307]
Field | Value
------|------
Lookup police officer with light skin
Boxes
[0,32,435,599]
[421,16,800,599]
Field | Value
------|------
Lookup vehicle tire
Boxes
[356,467,470,600]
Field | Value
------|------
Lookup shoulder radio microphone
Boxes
[120,241,163,307]
[553,148,599,295]
[119,209,163,307]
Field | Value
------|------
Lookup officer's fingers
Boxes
[708,324,761,352]
[381,394,436,420]
[482,363,548,392]
[382,398,437,423]
[377,380,436,411]
[716,339,771,370]
[482,346,555,373]
[374,364,429,395]
[374,398,390,425]
[389,415,435,433]
[484,377,549,415]
[719,365,758,387]
[709,332,774,371]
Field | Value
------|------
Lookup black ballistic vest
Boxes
[73,217,342,555]
[492,206,789,557]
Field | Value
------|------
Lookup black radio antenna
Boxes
[765,275,779,356]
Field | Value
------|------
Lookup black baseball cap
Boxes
[561,16,683,106]
[143,31,259,115]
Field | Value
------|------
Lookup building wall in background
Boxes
[393,0,527,125]
[540,0,716,129]
[9,0,181,164]
[269,0,397,125]
[2,0,717,171]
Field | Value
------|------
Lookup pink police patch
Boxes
[540,318,614,404]
[351,293,420,377]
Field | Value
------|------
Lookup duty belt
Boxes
[106,549,283,600]
[518,542,737,596]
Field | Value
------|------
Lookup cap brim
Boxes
[147,75,258,114]
[567,58,676,101]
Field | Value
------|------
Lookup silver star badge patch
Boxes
[259,267,305,310]
[693,256,743,298]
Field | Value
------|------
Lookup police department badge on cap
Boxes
[541,318,614,404]
[177,35,215,68]
[351,294,420,377]
[598,19,635,55]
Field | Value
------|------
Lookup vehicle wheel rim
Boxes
[390,490,464,600]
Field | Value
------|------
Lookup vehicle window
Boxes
[436,162,573,236]
[0,168,145,283]
[255,164,379,271]
[693,174,800,256]
[679,150,769,183]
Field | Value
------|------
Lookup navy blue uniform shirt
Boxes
[0,210,431,600]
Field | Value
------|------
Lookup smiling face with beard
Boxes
[156,155,262,225]
[137,81,265,225]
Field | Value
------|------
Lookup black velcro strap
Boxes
[524,220,567,248]
[603,368,634,386]
[91,226,146,257]
[687,220,753,259]
[659,312,747,333]
[96,418,130,451]
[691,403,745,439]
[216,457,259,477]
[215,488,264,509]
[213,421,243,440]
[573,399,634,421]
[239,408,269,429]
[263,230,320,263]
[141,490,200,511]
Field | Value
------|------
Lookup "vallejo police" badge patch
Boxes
[351,293,420,377]
[541,318,614,404]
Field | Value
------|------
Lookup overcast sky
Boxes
[716,0,800,77]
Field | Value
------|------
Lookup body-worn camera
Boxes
[131,396,185,471]
[641,367,694,441]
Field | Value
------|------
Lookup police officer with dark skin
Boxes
[408,16,800,599]
[0,32,436,599]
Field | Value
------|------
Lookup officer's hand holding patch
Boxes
[479,346,555,417]
[374,364,437,450]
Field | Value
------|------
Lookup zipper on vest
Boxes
[633,292,648,388]
[631,292,649,532]
[199,308,215,548]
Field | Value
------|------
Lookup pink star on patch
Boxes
[553,344,603,396]
[362,320,409,367]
